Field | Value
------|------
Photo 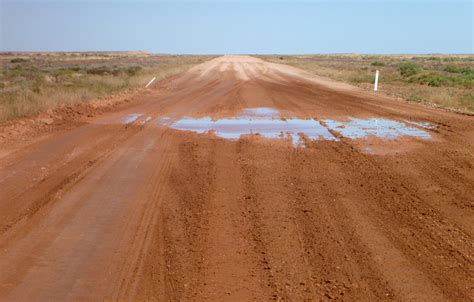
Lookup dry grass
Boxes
[0,52,213,122]
[260,54,474,113]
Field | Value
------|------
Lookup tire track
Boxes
[327,143,472,301]
[107,129,176,301]
[157,135,217,300]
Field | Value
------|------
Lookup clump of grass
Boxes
[460,94,474,111]
[407,94,424,103]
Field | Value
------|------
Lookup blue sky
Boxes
[1,0,473,54]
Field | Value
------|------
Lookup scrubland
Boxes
[0,52,212,122]
[261,54,474,113]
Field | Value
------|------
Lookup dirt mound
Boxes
[0,88,143,148]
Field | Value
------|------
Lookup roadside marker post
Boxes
[145,77,156,88]
[374,70,379,91]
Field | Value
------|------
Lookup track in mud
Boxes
[0,56,473,301]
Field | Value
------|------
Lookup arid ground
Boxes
[0,56,473,301]
[260,54,473,113]
[0,52,212,122]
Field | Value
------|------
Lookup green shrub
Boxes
[409,72,473,88]
[409,73,445,87]
[86,66,141,76]
[460,68,474,77]
[444,65,462,73]
[10,65,26,77]
[443,65,473,75]
[10,58,28,63]
[399,62,421,77]
[86,66,114,76]
[451,76,474,88]
[371,61,385,67]
[68,66,82,72]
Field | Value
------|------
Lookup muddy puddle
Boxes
[167,108,337,145]
[324,118,432,140]
[123,113,143,124]
[160,108,433,146]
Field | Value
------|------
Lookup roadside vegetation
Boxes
[0,52,212,122]
[261,54,474,113]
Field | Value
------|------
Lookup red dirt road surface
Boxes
[0,56,473,301]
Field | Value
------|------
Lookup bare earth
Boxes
[0,56,473,301]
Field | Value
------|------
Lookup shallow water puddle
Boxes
[168,108,337,145]
[324,118,432,140]
[123,113,143,124]
[170,116,337,145]
[162,108,433,146]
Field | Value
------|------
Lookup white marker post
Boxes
[145,77,156,88]
[374,70,379,92]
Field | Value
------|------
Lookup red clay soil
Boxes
[0,56,472,301]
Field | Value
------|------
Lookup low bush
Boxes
[10,58,28,63]
[86,66,118,76]
[371,61,385,67]
[409,73,444,87]
[399,62,421,77]
[125,66,142,76]
[68,66,82,72]
[444,65,463,73]
[409,71,473,88]
[86,66,142,77]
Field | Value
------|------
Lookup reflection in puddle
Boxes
[123,113,143,124]
[324,118,432,140]
[170,117,337,145]
[168,108,337,145]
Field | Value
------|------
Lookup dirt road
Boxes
[0,56,473,301]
